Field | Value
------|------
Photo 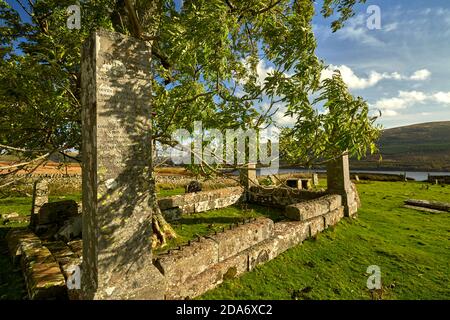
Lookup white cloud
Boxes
[384,23,398,32]
[372,90,450,117]
[410,69,431,81]
[321,65,432,90]
[256,60,275,85]
[433,91,450,104]
[383,110,399,117]
[398,90,427,102]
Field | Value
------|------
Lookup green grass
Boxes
[156,204,285,255]
[157,188,185,197]
[199,181,450,300]
[1,181,449,300]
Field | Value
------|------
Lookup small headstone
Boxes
[327,154,357,217]
[30,179,49,227]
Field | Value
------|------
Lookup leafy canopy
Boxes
[0,0,377,173]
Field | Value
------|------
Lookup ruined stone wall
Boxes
[158,186,245,221]
[247,185,327,207]
[6,185,350,300]
[153,193,345,299]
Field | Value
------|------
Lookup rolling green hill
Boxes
[352,121,450,171]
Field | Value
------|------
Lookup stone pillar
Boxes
[327,154,357,217]
[81,30,164,299]
[240,163,258,190]
[311,173,319,186]
[30,179,48,227]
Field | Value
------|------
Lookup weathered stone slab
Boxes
[323,207,345,228]
[312,173,319,186]
[158,187,245,220]
[154,237,218,285]
[34,200,78,226]
[6,228,42,264]
[325,194,342,212]
[56,215,82,242]
[24,262,67,300]
[11,235,68,300]
[67,240,83,257]
[404,199,450,212]
[308,216,325,237]
[248,186,327,207]
[30,179,48,227]
[166,251,249,300]
[208,218,274,261]
[247,237,281,270]
[81,29,156,299]
[284,195,341,221]
[273,221,310,253]
[240,163,258,190]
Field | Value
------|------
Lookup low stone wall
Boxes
[284,195,342,221]
[428,175,450,184]
[156,198,345,299]
[6,228,68,299]
[5,184,350,300]
[158,187,245,220]
[247,185,327,207]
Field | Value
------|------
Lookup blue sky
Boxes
[312,0,450,128]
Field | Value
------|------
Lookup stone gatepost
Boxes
[327,153,357,217]
[30,178,49,227]
[312,173,319,186]
[240,163,258,190]
[81,30,164,299]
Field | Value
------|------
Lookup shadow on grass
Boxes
[0,228,27,300]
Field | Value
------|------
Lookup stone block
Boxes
[308,216,325,237]
[323,207,345,228]
[284,197,330,221]
[67,240,83,257]
[273,221,310,253]
[154,237,219,285]
[166,251,249,300]
[35,200,78,226]
[208,218,274,261]
[25,263,67,300]
[325,194,342,211]
[247,238,281,270]
[6,228,42,264]
[56,215,82,242]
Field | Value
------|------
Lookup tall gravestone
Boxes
[327,153,358,217]
[81,30,164,299]
[30,178,48,227]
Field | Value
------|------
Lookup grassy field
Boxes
[1,181,449,300]
[201,181,450,300]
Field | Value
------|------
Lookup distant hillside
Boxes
[352,121,450,171]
